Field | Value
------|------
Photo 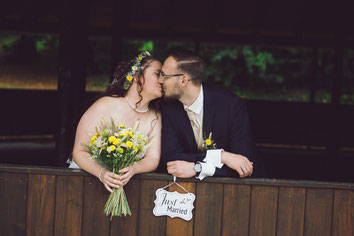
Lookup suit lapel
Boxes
[202,85,215,139]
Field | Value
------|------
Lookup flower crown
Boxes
[123,51,151,90]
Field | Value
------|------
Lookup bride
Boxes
[70,51,163,193]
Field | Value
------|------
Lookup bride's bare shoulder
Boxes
[86,96,124,114]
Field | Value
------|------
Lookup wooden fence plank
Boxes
[110,179,141,236]
[138,179,167,236]
[54,175,84,236]
[276,187,306,236]
[249,186,278,236]
[166,181,196,236]
[304,188,333,236]
[26,174,56,236]
[194,182,223,236]
[0,172,27,236]
[221,184,251,236]
[82,176,110,236]
[332,189,353,236]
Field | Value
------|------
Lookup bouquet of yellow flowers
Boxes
[83,119,152,219]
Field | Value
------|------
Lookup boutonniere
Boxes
[202,132,217,151]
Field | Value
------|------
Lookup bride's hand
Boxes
[118,165,136,186]
[100,170,123,193]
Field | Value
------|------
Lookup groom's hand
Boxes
[167,160,196,178]
[221,152,253,178]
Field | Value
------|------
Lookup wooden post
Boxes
[332,46,343,105]
[55,0,90,166]
[327,9,345,173]
[310,48,318,103]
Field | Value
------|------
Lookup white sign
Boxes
[153,188,195,221]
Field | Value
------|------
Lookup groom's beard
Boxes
[163,93,181,101]
[163,84,183,101]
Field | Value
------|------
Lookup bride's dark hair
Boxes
[101,55,160,111]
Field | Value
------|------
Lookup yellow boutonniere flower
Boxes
[120,124,125,129]
[91,135,97,141]
[205,139,212,146]
[203,132,217,151]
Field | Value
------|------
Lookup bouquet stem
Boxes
[104,186,131,219]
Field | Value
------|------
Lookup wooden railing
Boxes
[0,164,353,236]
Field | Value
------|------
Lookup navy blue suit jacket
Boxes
[160,84,262,177]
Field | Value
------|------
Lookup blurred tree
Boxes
[1,34,351,104]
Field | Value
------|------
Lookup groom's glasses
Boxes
[160,72,184,78]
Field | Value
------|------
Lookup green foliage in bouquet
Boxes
[83,118,152,219]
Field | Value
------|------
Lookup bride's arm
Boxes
[119,113,161,185]
[72,98,122,192]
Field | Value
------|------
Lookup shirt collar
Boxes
[184,84,203,115]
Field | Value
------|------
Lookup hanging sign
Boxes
[153,177,195,221]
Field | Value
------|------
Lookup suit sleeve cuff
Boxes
[196,162,215,180]
[203,149,224,168]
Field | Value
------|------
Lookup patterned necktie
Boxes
[186,108,203,150]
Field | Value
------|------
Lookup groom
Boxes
[159,48,263,179]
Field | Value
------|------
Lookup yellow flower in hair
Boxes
[108,136,116,143]
[205,139,212,146]
[113,139,120,145]
[126,75,133,82]
[126,141,133,148]
[138,56,143,60]
[118,147,124,154]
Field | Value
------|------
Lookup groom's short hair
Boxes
[168,48,206,85]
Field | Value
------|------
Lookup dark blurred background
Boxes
[0,0,353,182]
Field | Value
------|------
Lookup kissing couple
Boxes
[70,48,262,193]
